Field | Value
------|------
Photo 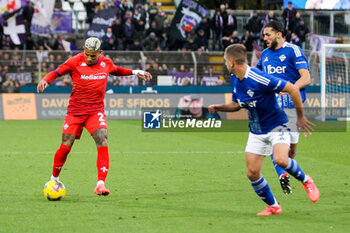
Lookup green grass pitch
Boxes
[0,120,349,233]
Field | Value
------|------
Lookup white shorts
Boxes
[245,125,291,156]
[284,108,300,144]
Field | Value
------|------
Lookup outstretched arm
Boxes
[132,70,152,81]
[208,101,241,115]
[37,71,59,93]
[110,66,152,81]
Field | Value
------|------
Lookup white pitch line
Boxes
[0,151,242,155]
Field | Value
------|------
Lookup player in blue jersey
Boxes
[256,21,312,195]
[209,44,319,216]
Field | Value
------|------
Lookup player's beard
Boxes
[270,38,278,50]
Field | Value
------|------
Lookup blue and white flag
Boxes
[0,0,29,45]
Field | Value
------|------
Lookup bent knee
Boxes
[273,157,288,168]
[247,170,260,181]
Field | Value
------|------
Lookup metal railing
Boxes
[0,49,342,89]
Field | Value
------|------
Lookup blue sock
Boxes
[285,158,307,182]
[251,176,278,206]
[270,154,287,178]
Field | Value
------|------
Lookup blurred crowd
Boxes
[0,0,312,91]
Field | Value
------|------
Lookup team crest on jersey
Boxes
[263,57,268,62]
[279,54,286,62]
[100,62,105,67]
[81,62,87,66]
[64,123,69,130]
[247,89,254,97]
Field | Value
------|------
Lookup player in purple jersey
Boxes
[256,21,312,194]
[209,44,318,216]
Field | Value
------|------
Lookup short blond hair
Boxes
[84,37,101,51]
[224,44,247,65]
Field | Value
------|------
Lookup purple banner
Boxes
[201,76,219,86]
[86,8,117,39]
[168,72,194,86]
[309,34,337,52]
[108,75,138,86]
[5,72,32,84]
[52,12,73,34]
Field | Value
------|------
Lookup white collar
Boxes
[244,65,251,79]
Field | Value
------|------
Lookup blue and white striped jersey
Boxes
[231,66,288,134]
[256,42,309,108]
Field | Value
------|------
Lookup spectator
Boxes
[25,35,35,50]
[97,0,107,10]
[241,30,254,52]
[146,60,165,85]
[1,53,10,66]
[84,0,97,26]
[292,12,302,33]
[144,32,159,51]
[296,20,309,49]
[196,17,211,42]
[54,0,63,12]
[22,1,34,35]
[184,37,198,51]
[222,30,240,49]
[122,17,134,50]
[147,1,158,26]
[111,18,123,50]
[154,8,166,32]
[2,77,21,93]
[224,8,237,37]
[118,0,133,19]
[160,20,171,50]
[246,11,262,46]
[282,1,297,31]
[132,10,146,42]
[290,32,302,47]
[178,64,189,73]
[9,53,21,72]
[146,21,162,39]
[113,78,120,86]
[129,40,144,51]
[37,43,51,63]
[134,1,147,19]
[102,27,117,50]
[261,11,277,34]
[211,9,224,51]
[195,29,209,51]
[219,4,227,20]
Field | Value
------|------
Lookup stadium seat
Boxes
[62,1,72,12]
[78,11,87,21]
[73,2,85,11]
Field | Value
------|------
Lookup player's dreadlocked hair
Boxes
[264,21,288,38]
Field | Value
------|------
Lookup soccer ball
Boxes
[43,180,66,201]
